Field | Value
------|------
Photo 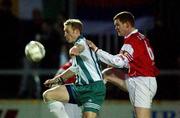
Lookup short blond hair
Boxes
[64,19,83,33]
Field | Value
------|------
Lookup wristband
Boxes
[57,77,65,84]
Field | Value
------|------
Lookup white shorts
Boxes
[125,76,157,108]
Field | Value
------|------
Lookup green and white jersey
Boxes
[69,35,103,85]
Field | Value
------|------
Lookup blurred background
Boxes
[0,0,179,117]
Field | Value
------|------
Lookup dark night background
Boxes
[0,0,179,100]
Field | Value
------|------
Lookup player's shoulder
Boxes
[75,37,87,47]
[75,35,86,42]
[127,32,147,43]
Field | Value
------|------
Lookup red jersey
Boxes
[58,59,76,83]
[121,30,159,77]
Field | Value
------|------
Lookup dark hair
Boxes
[113,11,135,27]
[64,19,83,33]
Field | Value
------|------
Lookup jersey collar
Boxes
[74,35,84,44]
[125,29,138,39]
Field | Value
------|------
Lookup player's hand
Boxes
[44,78,57,88]
[51,83,59,88]
[86,40,98,51]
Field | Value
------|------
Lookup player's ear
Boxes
[126,21,132,28]
[74,29,80,34]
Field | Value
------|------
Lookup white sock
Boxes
[47,101,69,118]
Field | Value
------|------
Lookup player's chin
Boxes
[117,32,122,36]
[66,39,70,43]
[67,38,75,43]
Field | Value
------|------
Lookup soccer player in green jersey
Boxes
[43,19,106,118]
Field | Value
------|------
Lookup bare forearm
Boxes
[54,68,75,82]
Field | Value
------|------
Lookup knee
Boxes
[42,90,52,102]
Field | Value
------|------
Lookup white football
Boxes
[25,41,45,62]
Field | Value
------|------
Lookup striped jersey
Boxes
[69,36,103,85]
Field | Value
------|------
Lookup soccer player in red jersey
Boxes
[88,11,159,118]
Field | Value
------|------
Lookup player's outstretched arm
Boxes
[87,40,128,68]
[44,67,76,88]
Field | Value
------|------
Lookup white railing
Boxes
[0,69,180,76]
